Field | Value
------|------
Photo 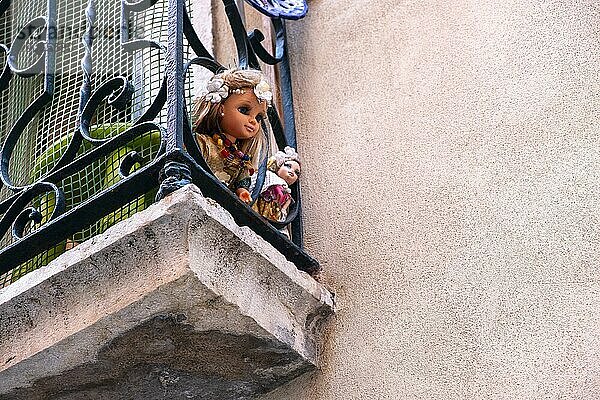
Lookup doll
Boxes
[193,68,272,203]
[253,146,301,224]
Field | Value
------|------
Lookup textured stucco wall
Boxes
[260,0,600,399]
[191,0,213,98]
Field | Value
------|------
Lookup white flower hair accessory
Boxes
[205,78,229,104]
[274,146,299,167]
[254,79,273,104]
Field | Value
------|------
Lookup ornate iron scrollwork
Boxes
[5,182,65,239]
[0,0,320,276]
[0,1,57,194]
[79,77,136,144]
[7,17,48,77]
[0,0,166,271]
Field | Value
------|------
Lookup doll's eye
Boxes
[284,162,300,176]
[238,107,249,114]
[284,162,298,173]
[256,114,264,123]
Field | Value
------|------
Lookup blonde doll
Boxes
[193,68,272,203]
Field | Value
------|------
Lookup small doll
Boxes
[193,68,272,203]
[253,146,301,224]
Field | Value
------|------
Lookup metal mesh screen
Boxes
[0,0,194,287]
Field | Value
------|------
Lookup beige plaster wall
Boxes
[261,0,600,399]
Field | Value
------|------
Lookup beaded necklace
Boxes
[212,133,255,176]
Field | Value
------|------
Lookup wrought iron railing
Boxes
[0,0,318,285]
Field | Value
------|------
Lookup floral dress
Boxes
[252,170,292,222]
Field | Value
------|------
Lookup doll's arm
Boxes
[282,197,292,212]
[233,174,252,204]
[236,188,252,203]
[230,157,254,204]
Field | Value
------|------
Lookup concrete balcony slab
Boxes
[0,185,334,400]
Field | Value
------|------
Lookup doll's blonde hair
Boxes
[193,68,269,169]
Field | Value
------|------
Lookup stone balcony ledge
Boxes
[0,185,334,400]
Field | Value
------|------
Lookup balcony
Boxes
[0,0,332,397]
[0,185,333,399]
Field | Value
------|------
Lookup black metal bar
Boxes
[0,7,11,91]
[37,123,165,187]
[276,20,303,247]
[0,0,57,192]
[278,21,296,150]
[78,0,95,117]
[248,17,284,66]
[222,0,250,69]
[166,0,184,153]
[155,0,192,200]
[0,43,11,92]
[0,182,65,241]
[0,121,164,240]
[120,0,163,52]
[0,91,53,190]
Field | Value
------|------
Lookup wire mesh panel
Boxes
[0,0,193,286]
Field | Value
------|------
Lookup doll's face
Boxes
[219,89,267,143]
[277,160,301,186]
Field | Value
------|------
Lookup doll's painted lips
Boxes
[245,125,254,133]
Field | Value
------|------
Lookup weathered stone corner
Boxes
[0,185,334,400]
